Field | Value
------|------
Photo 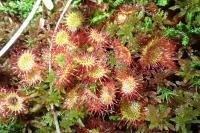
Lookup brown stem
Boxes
[23,93,39,101]
[48,0,73,133]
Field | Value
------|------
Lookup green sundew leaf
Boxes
[108,53,117,67]
[129,12,141,25]
[56,54,65,67]
[157,0,168,6]
[89,83,98,94]
[176,62,195,83]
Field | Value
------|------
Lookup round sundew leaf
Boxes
[55,30,70,46]
[17,51,36,72]
[66,11,83,31]
[56,54,65,67]
[4,92,26,115]
[120,101,142,123]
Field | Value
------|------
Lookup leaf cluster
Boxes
[170,0,200,26]
[0,0,35,19]
[157,86,176,103]
[146,105,174,131]
[59,110,86,132]
[171,105,200,133]
[164,22,200,46]
[0,118,23,133]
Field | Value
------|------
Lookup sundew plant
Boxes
[0,0,200,132]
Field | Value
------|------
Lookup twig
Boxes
[0,0,42,57]
[54,0,73,31]
[48,0,73,133]
[51,106,61,133]
[48,38,61,133]
[24,93,39,101]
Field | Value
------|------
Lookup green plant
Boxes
[157,0,169,6]
[152,9,171,27]
[117,13,140,44]
[169,0,200,26]
[0,0,36,19]
[164,22,200,46]
[90,10,114,24]
[140,16,153,32]
[72,0,82,8]
[146,105,174,131]
[25,39,36,47]
[106,22,119,37]
[46,89,62,107]
[59,110,86,132]
[109,115,122,121]
[176,57,200,87]
[0,118,23,133]
[132,0,155,5]
[192,76,200,88]
[113,0,125,7]
[171,105,200,133]
[158,86,176,103]
[41,112,55,127]
[1,0,200,132]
